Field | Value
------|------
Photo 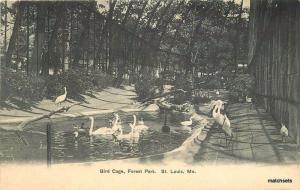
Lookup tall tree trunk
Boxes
[93,13,96,70]
[233,0,244,73]
[31,2,47,75]
[0,1,8,100]
[6,2,24,68]
[106,0,117,75]
[45,3,65,75]
[26,4,30,74]
[62,11,66,72]
[4,0,7,51]
[69,7,73,69]
[185,21,202,75]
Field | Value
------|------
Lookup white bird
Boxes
[74,130,79,138]
[113,115,140,143]
[88,114,121,136]
[55,87,67,105]
[73,123,87,138]
[246,95,252,103]
[73,123,87,133]
[138,117,144,125]
[212,102,233,146]
[135,117,149,131]
[180,115,194,126]
[210,100,225,117]
[210,100,224,111]
[216,90,220,95]
[280,124,288,143]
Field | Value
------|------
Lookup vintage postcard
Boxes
[0,0,299,189]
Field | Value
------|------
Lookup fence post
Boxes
[47,122,51,167]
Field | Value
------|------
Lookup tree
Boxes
[5,1,24,68]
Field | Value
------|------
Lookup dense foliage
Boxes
[134,69,158,100]
[0,0,250,104]
[3,68,46,101]
[2,67,113,102]
[227,74,255,101]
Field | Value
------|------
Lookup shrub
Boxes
[46,69,92,99]
[3,68,46,101]
[46,68,113,99]
[135,69,157,100]
[89,71,113,90]
[1,67,113,103]
[227,74,255,101]
[192,96,211,104]
[173,73,192,104]
[205,76,223,89]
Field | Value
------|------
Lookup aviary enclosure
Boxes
[0,0,299,165]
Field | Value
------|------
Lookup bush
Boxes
[46,68,113,99]
[90,71,113,90]
[173,73,192,104]
[135,69,157,100]
[3,68,46,101]
[205,76,223,89]
[227,74,255,101]
[1,66,113,102]
[192,96,211,104]
[46,69,92,99]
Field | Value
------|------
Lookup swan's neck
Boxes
[64,88,67,95]
[112,117,118,126]
[130,124,134,134]
[133,115,136,126]
[212,105,218,115]
[216,104,221,114]
[89,118,94,135]
[113,114,120,126]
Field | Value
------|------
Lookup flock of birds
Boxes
[54,87,289,151]
[208,91,289,147]
[73,113,150,147]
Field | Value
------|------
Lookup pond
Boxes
[0,111,193,164]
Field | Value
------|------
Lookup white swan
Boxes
[212,102,233,146]
[180,115,194,126]
[135,117,149,131]
[138,117,144,125]
[280,123,288,143]
[55,87,67,105]
[88,114,121,136]
[113,115,140,143]
[245,95,252,103]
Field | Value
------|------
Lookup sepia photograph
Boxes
[0,0,299,189]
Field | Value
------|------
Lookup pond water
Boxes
[0,111,192,164]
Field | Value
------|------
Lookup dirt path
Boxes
[0,86,154,126]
